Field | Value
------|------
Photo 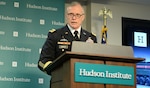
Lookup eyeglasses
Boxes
[67,13,84,19]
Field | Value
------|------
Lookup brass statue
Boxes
[98,7,112,44]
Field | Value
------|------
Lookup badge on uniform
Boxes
[49,29,56,33]
[58,36,71,51]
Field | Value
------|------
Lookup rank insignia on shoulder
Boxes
[92,32,96,36]
[49,29,56,33]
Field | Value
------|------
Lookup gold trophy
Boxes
[99,7,112,44]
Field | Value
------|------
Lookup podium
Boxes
[48,51,144,88]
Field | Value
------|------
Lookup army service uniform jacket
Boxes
[38,25,97,75]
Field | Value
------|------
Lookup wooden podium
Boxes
[48,51,144,88]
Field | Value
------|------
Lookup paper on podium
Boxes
[71,41,134,57]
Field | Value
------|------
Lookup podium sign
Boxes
[49,41,145,88]
[75,62,134,86]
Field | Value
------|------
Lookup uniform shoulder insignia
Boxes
[49,29,56,33]
[92,32,96,36]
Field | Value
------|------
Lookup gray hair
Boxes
[66,1,85,14]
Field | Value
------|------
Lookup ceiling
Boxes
[116,0,150,5]
[65,0,150,5]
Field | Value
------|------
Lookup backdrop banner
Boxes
[0,0,65,88]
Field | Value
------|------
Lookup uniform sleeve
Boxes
[38,32,56,75]
[91,33,97,43]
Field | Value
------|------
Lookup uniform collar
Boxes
[67,24,81,37]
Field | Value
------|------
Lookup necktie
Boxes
[74,31,80,41]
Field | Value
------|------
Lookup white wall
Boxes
[65,1,150,45]
[90,1,150,45]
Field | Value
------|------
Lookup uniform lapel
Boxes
[62,26,74,42]
[80,29,88,41]
[61,26,89,42]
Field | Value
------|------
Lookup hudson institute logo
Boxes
[12,61,17,67]
[14,2,19,8]
[134,32,147,47]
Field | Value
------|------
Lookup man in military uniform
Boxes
[38,1,97,75]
